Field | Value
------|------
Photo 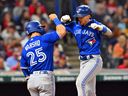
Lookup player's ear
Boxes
[89,15,91,19]
[27,34,31,39]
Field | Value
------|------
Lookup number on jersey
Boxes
[26,47,47,66]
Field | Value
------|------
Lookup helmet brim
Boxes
[73,14,89,17]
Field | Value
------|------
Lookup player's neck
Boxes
[30,32,41,38]
[83,19,91,26]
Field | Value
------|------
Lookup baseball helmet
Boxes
[73,5,92,17]
[25,20,45,35]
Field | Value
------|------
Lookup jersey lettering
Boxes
[74,29,94,37]
[82,30,94,37]
[25,40,40,51]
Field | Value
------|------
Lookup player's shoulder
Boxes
[65,21,77,27]
[42,31,57,37]
[21,39,31,53]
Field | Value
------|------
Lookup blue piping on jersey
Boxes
[81,58,99,96]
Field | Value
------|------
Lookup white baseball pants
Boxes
[27,72,55,96]
[76,55,103,96]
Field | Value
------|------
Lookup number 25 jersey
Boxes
[20,31,60,74]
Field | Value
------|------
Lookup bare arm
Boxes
[49,14,66,38]
[90,23,113,37]
[103,27,113,37]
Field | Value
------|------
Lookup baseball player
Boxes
[20,14,66,96]
[61,5,112,96]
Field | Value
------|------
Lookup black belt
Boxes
[80,55,94,60]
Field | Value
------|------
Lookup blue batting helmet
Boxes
[25,20,45,35]
[74,5,92,17]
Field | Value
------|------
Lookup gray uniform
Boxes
[27,71,55,96]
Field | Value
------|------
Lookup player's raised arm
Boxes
[49,14,66,38]
[89,23,113,37]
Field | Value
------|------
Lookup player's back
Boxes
[22,35,55,74]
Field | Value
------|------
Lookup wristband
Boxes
[101,26,107,33]
[53,18,61,26]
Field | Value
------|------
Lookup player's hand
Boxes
[61,15,71,23]
[25,76,30,81]
[49,14,58,21]
[89,23,103,31]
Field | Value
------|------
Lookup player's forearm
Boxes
[49,14,66,38]
[89,23,113,37]
[102,26,113,37]
[53,18,66,38]
[56,24,66,38]
[104,27,113,37]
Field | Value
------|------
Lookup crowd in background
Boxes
[0,0,127,71]
[0,0,71,71]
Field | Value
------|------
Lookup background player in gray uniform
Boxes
[20,14,66,96]
[61,5,113,96]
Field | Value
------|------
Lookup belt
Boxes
[32,70,53,75]
[80,55,94,60]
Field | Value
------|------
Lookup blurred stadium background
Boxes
[0,0,128,96]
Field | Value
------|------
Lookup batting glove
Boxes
[61,15,71,23]
[89,23,103,31]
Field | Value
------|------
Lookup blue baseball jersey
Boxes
[65,19,107,56]
[20,31,60,75]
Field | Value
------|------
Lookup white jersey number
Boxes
[26,47,47,66]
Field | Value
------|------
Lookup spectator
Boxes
[55,54,71,69]
[54,43,68,69]
[13,0,27,24]
[40,14,51,33]
[5,43,22,71]
[0,36,6,60]
[124,0,128,17]
[0,56,5,71]
[118,54,128,69]
[93,2,107,23]
[31,6,48,22]
[1,23,21,45]
[0,1,4,23]
[107,27,121,58]
[106,0,117,15]
[28,0,46,16]
[1,11,13,30]
[54,44,61,67]
[112,34,127,67]
[20,9,30,30]
[112,6,125,25]
[5,38,20,57]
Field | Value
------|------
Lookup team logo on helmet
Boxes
[25,20,45,35]
[77,8,84,14]
[74,5,92,17]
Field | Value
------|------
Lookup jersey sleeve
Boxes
[42,31,60,43]
[20,50,28,69]
[63,21,76,34]
[20,49,30,77]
